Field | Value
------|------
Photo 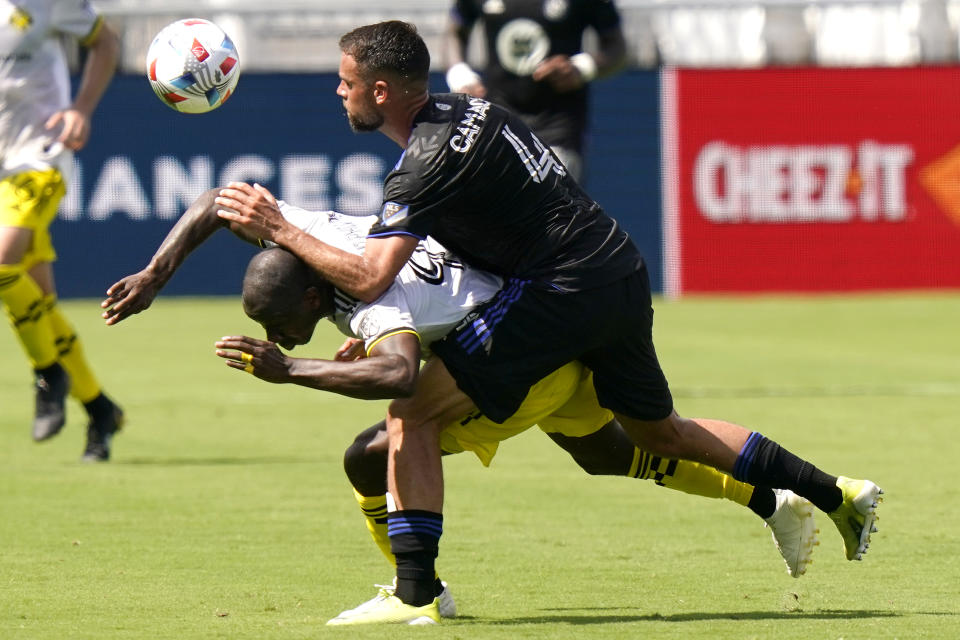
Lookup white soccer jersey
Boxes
[0,0,101,178]
[276,201,503,356]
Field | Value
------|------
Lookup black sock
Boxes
[735,432,842,513]
[35,362,65,379]
[388,510,442,606]
[747,486,777,519]
[83,393,113,420]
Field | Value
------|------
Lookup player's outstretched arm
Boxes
[101,188,256,325]
[215,332,422,400]
[46,21,119,151]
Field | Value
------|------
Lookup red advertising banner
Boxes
[662,67,960,294]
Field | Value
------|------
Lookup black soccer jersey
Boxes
[451,0,622,151]
[367,93,642,292]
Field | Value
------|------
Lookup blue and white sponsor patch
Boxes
[380,201,410,226]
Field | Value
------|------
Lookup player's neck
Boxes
[381,91,430,149]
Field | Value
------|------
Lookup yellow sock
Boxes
[354,489,396,568]
[0,264,58,368]
[629,448,754,506]
[44,295,101,403]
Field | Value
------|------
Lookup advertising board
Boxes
[663,67,960,294]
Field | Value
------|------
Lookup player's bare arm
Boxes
[217,181,417,303]
[443,18,486,97]
[215,332,421,400]
[593,25,628,77]
[102,188,254,325]
[46,21,119,151]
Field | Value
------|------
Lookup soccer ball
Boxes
[145,18,240,114]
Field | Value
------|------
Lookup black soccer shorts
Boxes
[431,265,674,424]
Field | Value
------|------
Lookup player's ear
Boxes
[304,286,331,316]
[303,286,321,306]
[373,79,390,105]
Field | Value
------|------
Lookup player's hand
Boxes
[452,81,487,98]
[334,337,366,361]
[215,182,291,245]
[101,269,163,325]
[532,55,585,93]
[215,335,291,383]
[45,108,92,151]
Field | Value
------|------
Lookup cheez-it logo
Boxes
[919,145,960,227]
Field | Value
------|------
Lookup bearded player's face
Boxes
[336,54,384,133]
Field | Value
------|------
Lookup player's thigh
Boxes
[432,278,618,423]
[387,356,476,432]
[0,226,33,264]
[27,261,55,295]
[579,270,674,421]
[537,367,614,438]
[0,169,65,267]
[439,361,586,466]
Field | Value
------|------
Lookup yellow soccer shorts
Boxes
[0,168,66,267]
[439,361,614,466]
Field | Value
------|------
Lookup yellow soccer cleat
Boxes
[764,489,820,577]
[326,593,440,626]
[326,579,456,624]
[828,476,884,561]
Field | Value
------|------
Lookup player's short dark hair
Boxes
[242,248,328,321]
[339,21,430,89]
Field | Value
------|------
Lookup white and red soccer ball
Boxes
[146,19,241,114]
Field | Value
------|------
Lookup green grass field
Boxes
[2,293,959,639]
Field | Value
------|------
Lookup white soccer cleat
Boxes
[326,579,456,625]
[764,489,820,577]
[437,581,457,618]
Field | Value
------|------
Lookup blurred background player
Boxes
[445,0,628,182]
[0,0,123,461]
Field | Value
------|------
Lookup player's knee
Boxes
[570,453,611,476]
[548,428,633,476]
[0,224,36,264]
[343,422,388,496]
[618,411,687,458]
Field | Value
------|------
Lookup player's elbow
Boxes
[386,371,418,398]
[93,22,121,63]
[381,360,419,397]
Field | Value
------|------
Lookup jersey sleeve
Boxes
[367,188,436,242]
[584,0,622,32]
[51,0,102,43]
[367,145,460,241]
[349,284,420,355]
